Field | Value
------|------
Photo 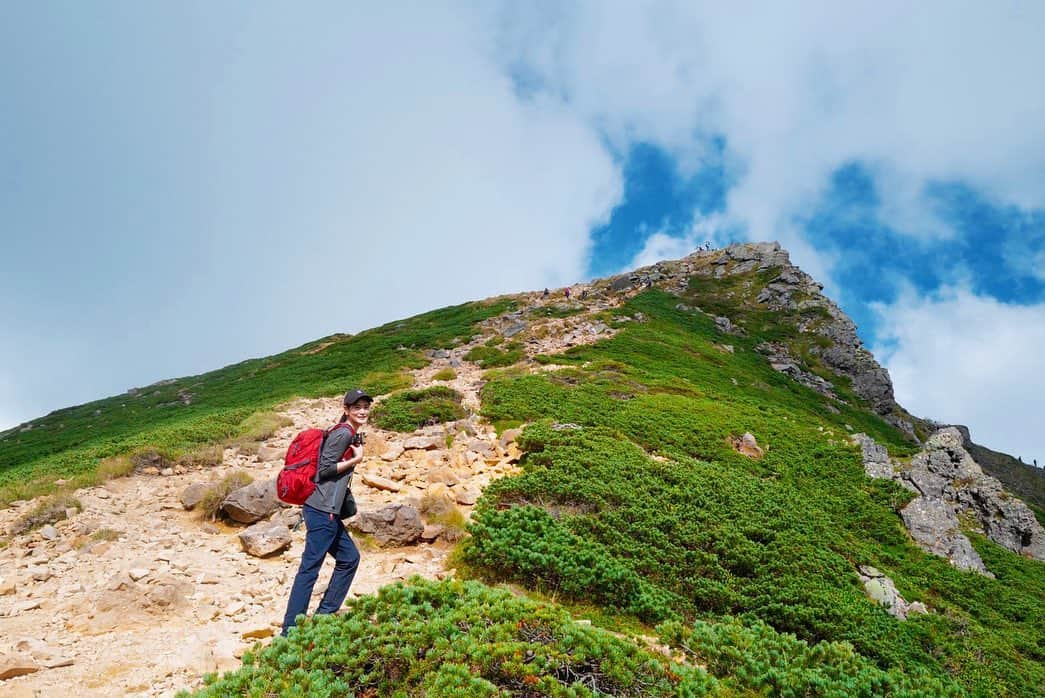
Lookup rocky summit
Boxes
[0,242,1042,697]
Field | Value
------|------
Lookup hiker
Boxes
[281,389,371,636]
[580,289,588,300]
[564,287,571,300]
[542,288,549,298]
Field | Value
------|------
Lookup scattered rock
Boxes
[128,567,151,582]
[0,654,39,680]
[851,434,894,479]
[28,565,51,582]
[403,436,441,451]
[180,483,209,510]
[454,488,479,506]
[427,466,460,487]
[732,433,764,459]
[498,428,523,449]
[361,473,402,493]
[243,627,275,640]
[256,443,284,462]
[350,504,424,546]
[238,521,292,558]
[421,524,445,542]
[222,478,280,524]
[10,599,42,615]
[467,440,496,459]
[381,443,405,461]
[39,525,59,541]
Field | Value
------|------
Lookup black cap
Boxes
[343,388,373,406]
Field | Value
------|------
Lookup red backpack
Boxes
[276,423,355,505]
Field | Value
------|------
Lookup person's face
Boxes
[345,399,372,428]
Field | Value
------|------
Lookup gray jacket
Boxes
[304,425,356,515]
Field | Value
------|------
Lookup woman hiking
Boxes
[280,388,371,636]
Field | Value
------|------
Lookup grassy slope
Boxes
[466,290,1043,697]
[0,299,513,503]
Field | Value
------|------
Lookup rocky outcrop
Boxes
[899,497,990,575]
[714,244,904,425]
[853,428,1045,572]
[617,242,912,435]
[902,429,1045,560]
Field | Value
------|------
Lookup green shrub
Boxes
[177,444,224,469]
[464,342,524,368]
[89,527,122,542]
[231,411,293,442]
[97,454,135,480]
[463,290,1044,696]
[370,386,467,432]
[659,618,962,696]
[432,367,457,381]
[183,578,715,697]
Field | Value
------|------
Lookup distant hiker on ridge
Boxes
[564,287,571,300]
[281,389,371,636]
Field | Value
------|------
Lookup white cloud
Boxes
[492,1,1045,270]
[0,4,622,426]
[872,287,1045,466]
[626,214,727,269]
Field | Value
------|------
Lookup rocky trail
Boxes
[0,291,624,697]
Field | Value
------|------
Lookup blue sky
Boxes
[3,2,1044,466]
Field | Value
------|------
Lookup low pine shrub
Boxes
[370,386,466,432]
[465,342,524,368]
[184,578,715,697]
[432,367,457,381]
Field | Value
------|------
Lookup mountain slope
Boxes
[2,243,1043,697]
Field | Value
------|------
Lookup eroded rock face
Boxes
[900,497,991,575]
[853,428,1045,572]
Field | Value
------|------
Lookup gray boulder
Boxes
[239,521,292,557]
[180,483,208,511]
[350,504,423,546]
[222,478,279,524]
